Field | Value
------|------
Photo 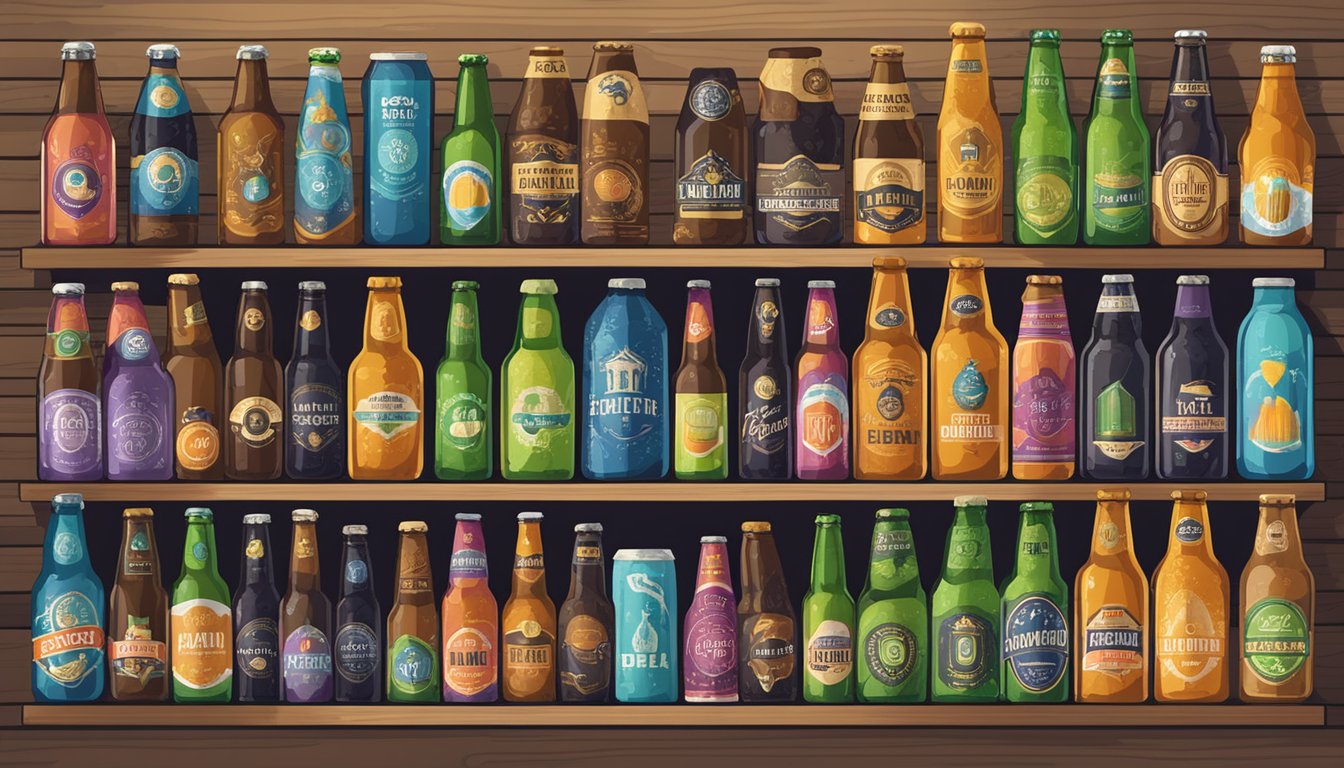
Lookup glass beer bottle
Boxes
[1079,275,1151,480]
[1074,489,1148,703]
[435,281,492,480]
[1083,30,1151,245]
[738,521,799,702]
[739,279,792,479]
[502,512,557,702]
[223,281,283,480]
[1000,502,1070,702]
[441,54,502,245]
[1240,493,1314,702]
[109,507,169,702]
[937,23,1003,243]
[559,523,614,702]
[280,509,333,703]
[285,281,346,480]
[104,281,175,481]
[508,47,580,245]
[684,535,737,703]
[335,524,381,702]
[31,493,105,702]
[581,42,650,245]
[795,281,849,480]
[854,45,925,244]
[165,274,223,480]
[387,521,439,702]
[1157,275,1229,480]
[171,508,232,703]
[856,508,927,703]
[1153,31,1229,246]
[1011,275,1075,480]
[931,496,998,702]
[501,279,575,480]
[130,44,198,245]
[39,283,102,481]
[234,513,280,702]
[1239,46,1315,246]
[1012,30,1078,245]
[1237,277,1314,479]
[675,280,729,480]
[1153,490,1229,703]
[674,68,749,244]
[349,277,424,480]
[218,45,284,245]
[802,515,855,703]
[294,48,357,244]
[443,513,499,702]
[853,257,925,480]
[42,42,115,246]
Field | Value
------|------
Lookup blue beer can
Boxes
[362,53,434,245]
[612,549,678,702]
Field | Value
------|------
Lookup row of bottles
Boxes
[32,490,1314,704]
[41,28,1315,248]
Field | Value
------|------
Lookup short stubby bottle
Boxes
[31,493,105,702]
[1236,278,1313,479]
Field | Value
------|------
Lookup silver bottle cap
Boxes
[808,280,836,289]
[370,52,429,61]
[1176,275,1210,285]
[243,513,271,524]
[1101,274,1134,284]
[953,495,988,507]
[292,509,318,522]
[52,282,86,295]
[1260,45,1297,63]
[608,278,646,290]
[613,548,674,561]
[61,42,96,60]
[236,45,269,60]
[185,507,214,520]
[1253,277,1296,288]
[456,513,482,521]
[342,524,368,535]
[755,278,780,287]
[575,523,604,533]
[1174,30,1207,40]
[147,44,181,59]
[700,536,728,544]
[687,279,712,289]
[52,492,84,507]
[298,280,326,292]
[241,280,268,291]
[518,511,544,522]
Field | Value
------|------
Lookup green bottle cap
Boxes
[1020,501,1055,514]
[1101,29,1133,45]
[185,507,214,520]
[1030,29,1061,43]
[452,280,480,291]
[308,47,341,64]
[520,279,558,295]
[458,53,489,66]
[875,508,910,520]
[815,514,842,525]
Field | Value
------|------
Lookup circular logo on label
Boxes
[1162,154,1220,233]
[596,73,633,106]
[1243,598,1309,684]
[192,541,208,562]
[1176,517,1204,543]
[690,80,732,121]
[50,398,93,453]
[141,146,191,211]
[150,84,180,110]
[1017,170,1073,230]
[950,294,983,317]
[377,129,418,175]
[299,152,347,211]
[244,308,265,332]
[754,375,779,400]
[802,67,831,96]
[118,329,152,361]
[864,622,917,687]
[346,559,368,585]
[300,310,322,332]
[243,405,273,440]
[1004,595,1069,692]
[176,419,220,471]
[592,167,634,203]
[756,300,779,338]
[53,531,82,564]
[874,306,906,328]
[246,538,264,559]
[1262,520,1288,553]
[1098,521,1120,550]
[54,329,83,358]
[876,385,905,421]
[370,301,397,341]
[242,175,270,203]
[442,160,494,230]
[335,623,379,683]
[952,360,988,411]
[53,160,101,219]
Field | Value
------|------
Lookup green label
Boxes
[1015,155,1075,236]
[449,302,477,347]
[390,634,436,695]
[1243,598,1310,685]
[864,621,918,687]
[440,391,487,451]
[52,329,85,358]
[675,392,727,474]
[1091,170,1147,232]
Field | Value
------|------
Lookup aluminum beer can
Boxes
[612,549,678,702]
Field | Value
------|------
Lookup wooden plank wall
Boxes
[1,1,1343,764]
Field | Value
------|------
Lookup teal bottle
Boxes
[1237,277,1314,479]
[931,495,998,702]
[856,508,927,702]
[440,54,502,244]
[1083,29,1151,245]
[1012,30,1078,244]
[999,502,1069,702]
[31,493,105,702]
[294,47,357,243]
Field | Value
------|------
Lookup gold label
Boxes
[1097,521,1121,551]
[759,57,833,103]
[296,536,314,559]
[940,124,1001,216]
[526,55,569,79]
[582,69,649,124]
[854,157,924,235]
[300,309,322,332]
[370,301,399,341]
[859,82,914,120]
[150,84,180,110]
[229,396,282,446]
[1157,588,1225,684]
[754,375,779,400]
[222,113,285,237]
[183,301,208,327]
[1155,154,1228,236]
[1256,519,1289,555]
[176,418,220,471]
[1170,81,1211,96]
[243,307,265,332]
[512,158,579,196]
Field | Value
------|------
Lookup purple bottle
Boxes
[39,283,103,480]
[442,512,498,702]
[683,535,737,702]
[103,281,175,480]
[794,280,850,480]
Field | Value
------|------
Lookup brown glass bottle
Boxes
[854,46,926,244]
[166,273,224,480]
[558,522,613,702]
[674,68,749,244]
[280,509,333,702]
[738,521,799,702]
[1240,493,1314,702]
[387,521,440,701]
[38,282,102,481]
[218,45,285,245]
[224,281,283,479]
[502,512,558,702]
[109,507,170,701]
[580,42,650,245]
[508,46,580,245]
[42,42,116,246]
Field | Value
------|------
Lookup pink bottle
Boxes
[682,536,737,702]
[794,280,850,479]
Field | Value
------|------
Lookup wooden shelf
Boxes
[19,246,1326,271]
[19,703,1326,728]
[17,481,1324,504]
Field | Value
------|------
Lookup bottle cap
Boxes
[807,280,836,289]
[1260,493,1296,506]
[236,45,269,60]
[814,514,841,525]
[1027,274,1063,285]
[949,256,985,270]
[167,273,199,286]
[292,508,318,522]
[1253,277,1296,288]
[755,278,780,287]
[298,280,326,292]
[742,521,772,533]
[184,507,213,520]
[123,507,154,518]
[700,535,727,543]
[1096,488,1131,502]
[61,42,96,60]
[1176,274,1210,285]
[949,21,986,38]
[1260,45,1297,63]
[876,508,910,519]
[594,41,635,52]
[243,513,271,524]
[370,52,429,61]
[1101,274,1134,284]
[308,47,341,64]
[1019,501,1054,513]
[452,280,480,291]
[241,280,268,291]
[873,256,907,270]
[458,53,489,66]
[609,278,646,290]
[147,44,181,60]
[1175,30,1208,41]
[520,279,557,295]
[613,548,674,561]
[517,511,544,522]
[953,495,988,507]
[768,46,822,59]
[52,492,84,507]
[398,520,428,533]
[1101,29,1134,45]
[575,522,604,533]
[687,279,712,289]
[869,44,904,57]
[456,513,482,521]
[343,524,368,535]
[1031,29,1061,43]
[530,46,565,55]
[367,276,403,289]
[52,282,85,295]
[111,281,140,292]
[1170,489,1208,502]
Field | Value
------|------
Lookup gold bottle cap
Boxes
[123,507,154,518]
[167,273,199,286]
[950,21,987,38]
[398,520,428,533]
[1260,493,1296,506]
[949,256,985,270]
[869,44,904,58]
[1027,274,1063,285]
[111,281,140,292]
[594,41,634,52]
[1096,488,1131,502]
[873,256,908,270]
[1171,489,1208,502]
[292,508,318,522]
[741,521,772,533]
[367,276,403,289]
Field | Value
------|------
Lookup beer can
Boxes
[612,549,678,702]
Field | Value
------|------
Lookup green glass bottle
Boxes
[440,54,502,245]
[1000,502,1070,702]
[856,508,927,702]
[435,281,492,480]
[931,495,998,702]
[171,507,233,703]
[1083,29,1151,244]
[802,514,855,703]
[1012,29,1078,244]
[501,279,575,480]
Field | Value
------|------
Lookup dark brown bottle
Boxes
[580,42,650,245]
[558,523,614,702]
[738,521,799,702]
[166,273,224,479]
[853,45,926,244]
[280,509,333,702]
[109,507,170,701]
[674,68,749,244]
[218,45,285,245]
[508,46,580,245]
[224,281,283,479]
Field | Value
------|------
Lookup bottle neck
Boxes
[240,523,274,588]
[454,64,493,126]
[802,289,840,348]
[1023,44,1066,111]
[46,296,92,360]
[1019,285,1070,339]
[1094,45,1138,114]
[741,532,783,592]
[746,288,784,355]
[57,59,103,114]
[235,291,273,355]
[948,39,989,80]
[865,268,915,340]
[118,518,159,579]
[511,522,546,596]
[230,59,275,112]
[293,292,331,359]
[288,521,321,592]
[870,59,907,86]
[1173,284,1213,321]
[941,268,992,331]
[866,520,918,592]
[1256,63,1302,116]
[943,506,992,579]
[393,533,433,604]
[517,294,562,350]
[809,524,847,592]
[1013,511,1060,580]
[1168,500,1215,558]
[1254,504,1304,563]
[588,50,637,79]
[182,521,217,574]
[168,285,214,351]
[681,289,719,364]
[446,290,482,360]
[340,537,374,598]
[568,534,606,599]
[1251,285,1297,311]
[363,288,410,352]
[46,506,89,569]
[1092,283,1142,340]
[694,540,731,590]
[449,520,488,586]
[1172,43,1210,84]
[1090,500,1134,558]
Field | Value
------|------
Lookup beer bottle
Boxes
[795,281,849,480]
[42,42,115,246]
[684,535,737,703]
[362,52,434,246]
[130,44,198,245]
[559,523,614,702]
[1237,278,1314,479]
[31,493,105,702]
[1157,275,1229,480]
[335,524,381,702]
[1240,46,1315,246]
[387,521,439,702]
[1011,275,1075,480]
[1074,489,1148,703]
[1153,31,1229,245]
[856,508,927,703]
[109,507,170,702]
[937,23,1003,243]
[501,279,575,480]
[753,47,844,245]
[443,513,499,702]
[1240,493,1314,702]
[349,276,424,480]
[285,281,345,480]
[853,257,925,481]
[224,281,283,480]
[1000,502,1070,702]
[931,258,1008,481]
[739,279,792,479]
[441,54,502,245]
[854,45,925,244]
[280,509,333,703]
[581,42,650,245]
[39,283,102,481]
[218,45,284,245]
[171,507,232,703]
[507,46,580,245]
[675,280,729,480]
[1154,490,1229,702]
[435,281,492,480]
[1083,30,1151,245]
[104,281,175,481]
[1012,30,1079,245]
[931,495,998,702]
[295,48,357,244]
[503,512,557,702]
[1079,275,1151,480]
[738,521,798,702]
[612,549,678,703]
[234,513,280,702]
[166,274,223,480]
[803,514,855,703]
[674,68,749,244]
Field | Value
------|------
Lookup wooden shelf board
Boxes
[17,482,1325,504]
[19,246,1326,270]
[19,703,1326,728]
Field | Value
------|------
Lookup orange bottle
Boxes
[852,256,926,480]
[936,22,1003,243]
[1153,489,1229,702]
[42,42,116,245]
[1238,45,1315,246]
[442,513,499,702]
[1074,489,1149,703]
[1011,275,1075,480]
[931,257,1008,480]
[348,276,424,480]
[502,511,557,702]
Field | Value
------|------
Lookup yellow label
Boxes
[582,70,649,124]
[1157,588,1225,685]
[221,113,284,238]
[1154,154,1228,237]
[243,307,265,332]
[940,124,1002,217]
[300,309,322,331]
[759,56,833,103]
[171,599,233,690]
[183,301,208,327]
[859,82,914,120]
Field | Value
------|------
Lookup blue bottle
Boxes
[362,52,434,245]
[294,48,356,243]
[285,281,346,479]
[612,549,678,703]
[31,493,105,702]
[582,278,669,479]
[1237,277,1314,479]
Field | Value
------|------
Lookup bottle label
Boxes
[859,82,914,120]
[1240,156,1313,238]
[950,59,983,74]
[743,374,790,458]
[354,391,421,441]
[561,614,612,697]
[1082,605,1144,677]
[172,598,233,689]
[1243,598,1310,685]
[685,593,736,690]
[760,56,833,103]
[676,150,746,219]
[863,622,918,687]
[1155,154,1228,237]
[590,345,661,444]
[51,154,104,220]
[510,386,572,447]
[1096,293,1139,313]
[582,155,645,225]
[582,70,650,123]
[334,622,379,684]
[368,79,430,204]
[450,546,489,580]
[1093,380,1143,459]
[221,113,284,237]
[32,591,106,687]
[1246,354,1305,457]
[676,392,727,465]
[442,159,495,231]
[859,357,921,459]
[941,125,1001,217]
[1013,368,1075,463]
[1157,588,1225,684]
[689,79,732,120]
[1175,516,1205,543]
[176,406,221,472]
[937,611,993,690]
[940,358,1001,445]
[1097,58,1132,99]
[229,395,282,447]
[1003,594,1069,692]
[946,525,985,569]
[440,391,487,451]
[289,382,343,454]
[949,294,984,318]
[510,134,579,225]
[390,634,436,695]
[1015,155,1076,237]
[51,328,86,358]
[110,616,168,685]
[109,389,167,464]
[131,146,199,217]
[744,612,795,693]
[755,154,843,233]
[504,620,555,698]
[853,158,923,233]
[444,626,497,697]
[1257,520,1290,555]
[805,619,853,686]
[41,389,101,475]
[295,71,355,237]
[1170,80,1211,97]
[1161,379,1225,457]
[1091,167,1147,232]
[283,624,333,702]
[136,72,191,118]
[526,55,569,78]
[799,380,848,458]
[236,617,279,681]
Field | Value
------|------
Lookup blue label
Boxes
[33,590,105,688]
[295,66,355,237]
[952,359,989,411]
[192,541,208,562]
[242,175,271,203]
[134,73,192,119]
[1002,595,1069,692]
[676,150,746,216]
[345,559,368,585]
[117,329,152,362]
[368,79,431,204]
[335,622,379,683]
[589,346,662,444]
[442,160,494,230]
[132,146,199,216]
